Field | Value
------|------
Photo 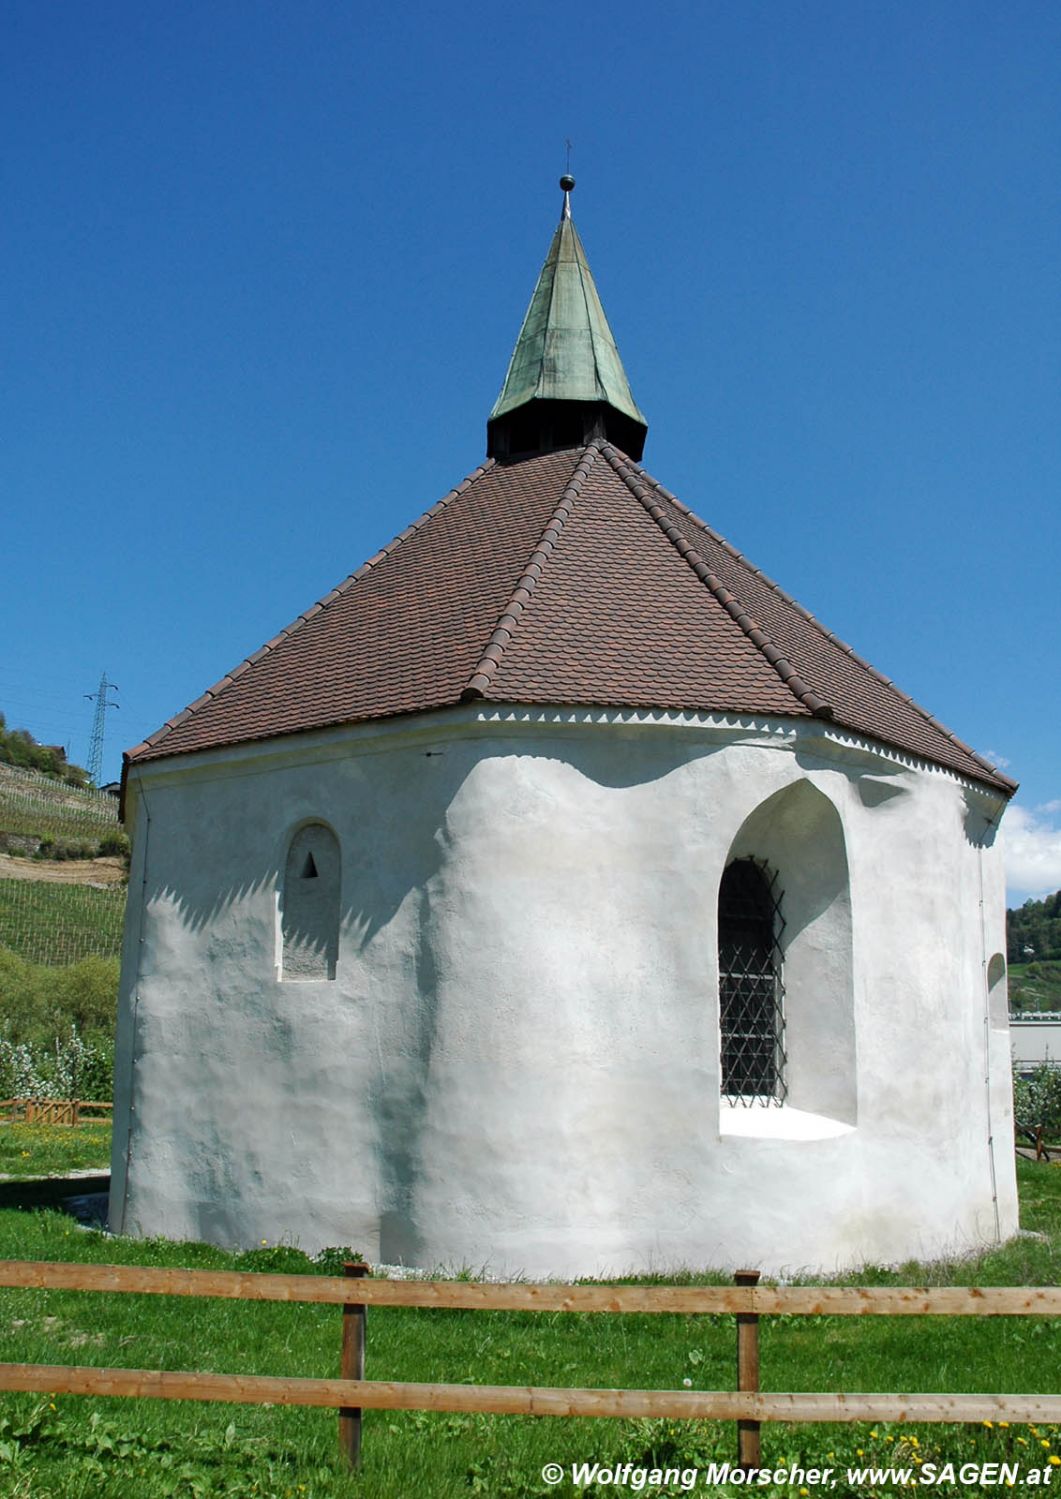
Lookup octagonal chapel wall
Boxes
[110,709,1016,1276]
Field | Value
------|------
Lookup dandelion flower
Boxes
[682,1378,692,1388]
[1042,1439,1051,1449]
[1049,1456,1060,1467]
[983,1419,994,1428]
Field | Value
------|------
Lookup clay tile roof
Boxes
[125,441,1015,795]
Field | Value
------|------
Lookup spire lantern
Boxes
[487,180,648,461]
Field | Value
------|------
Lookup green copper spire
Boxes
[487,178,648,460]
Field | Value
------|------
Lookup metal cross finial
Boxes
[559,140,575,219]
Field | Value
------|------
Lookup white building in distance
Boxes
[110,179,1018,1277]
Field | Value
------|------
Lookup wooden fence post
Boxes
[338,1261,370,1468]
[735,1268,761,1469]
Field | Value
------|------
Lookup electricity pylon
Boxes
[84,673,119,787]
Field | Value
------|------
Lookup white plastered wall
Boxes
[110,706,1017,1276]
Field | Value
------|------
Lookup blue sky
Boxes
[3,1,1058,900]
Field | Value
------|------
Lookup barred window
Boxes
[718,858,787,1105]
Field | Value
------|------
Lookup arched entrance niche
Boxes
[280,822,341,981]
[723,779,855,1124]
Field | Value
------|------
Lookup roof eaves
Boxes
[462,446,597,699]
[599,444,831,721]
[124,458,497,766]
[623,460,1016,796]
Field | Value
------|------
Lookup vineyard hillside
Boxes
[0,879,125,965]
[0,762,126,966]
[0,760,119,845]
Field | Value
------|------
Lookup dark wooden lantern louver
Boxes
[718,859,787,1104]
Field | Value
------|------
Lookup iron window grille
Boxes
[718,857,787,1106]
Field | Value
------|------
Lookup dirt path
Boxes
[0,853,126,886]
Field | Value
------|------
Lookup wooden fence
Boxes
[0,1099,113,1127]
[1,1259,1060,1472]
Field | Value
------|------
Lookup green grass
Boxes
[1010,961,1061,1015]
[0,1163,1059,1496]
[0,881,126,966]
[0,1123,112,1180]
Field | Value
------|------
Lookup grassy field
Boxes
[1010,961,1061,1014]
[0,1123,112,1180]
[0,1162,1058,1496]
[0,880,125,966]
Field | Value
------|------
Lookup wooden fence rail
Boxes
[1,1258,1059,1472]
[2,1259,1059,1315]
[0,1099,113,1127]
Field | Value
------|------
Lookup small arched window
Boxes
[987,952,1008,1029]
[718,858,786,1105]
[281,823,340,981]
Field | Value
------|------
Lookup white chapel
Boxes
[110,180,1017,1276]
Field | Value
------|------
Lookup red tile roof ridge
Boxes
[599,443,830,722]
[462,446,597,700]
[619,455,1017,795]
[123,459,497,765]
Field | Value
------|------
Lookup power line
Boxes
[84,673,119,787]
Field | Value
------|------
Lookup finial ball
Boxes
[559,174,575,192]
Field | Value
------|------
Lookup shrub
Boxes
[49,1025,112,1100]
[0,947,48,1040]
[0,1026,114,1102]
[49,955,120,1035]
[232,1244,316,1275]
[314,1245,365,1275]
[0,949,118,1044]
[0,713,92,784]
[0,1038,50,1098]
[98,829,130,859]
[74,1033,115,1100]
[34,837,98,862]
[1014,1063,1061,1134]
